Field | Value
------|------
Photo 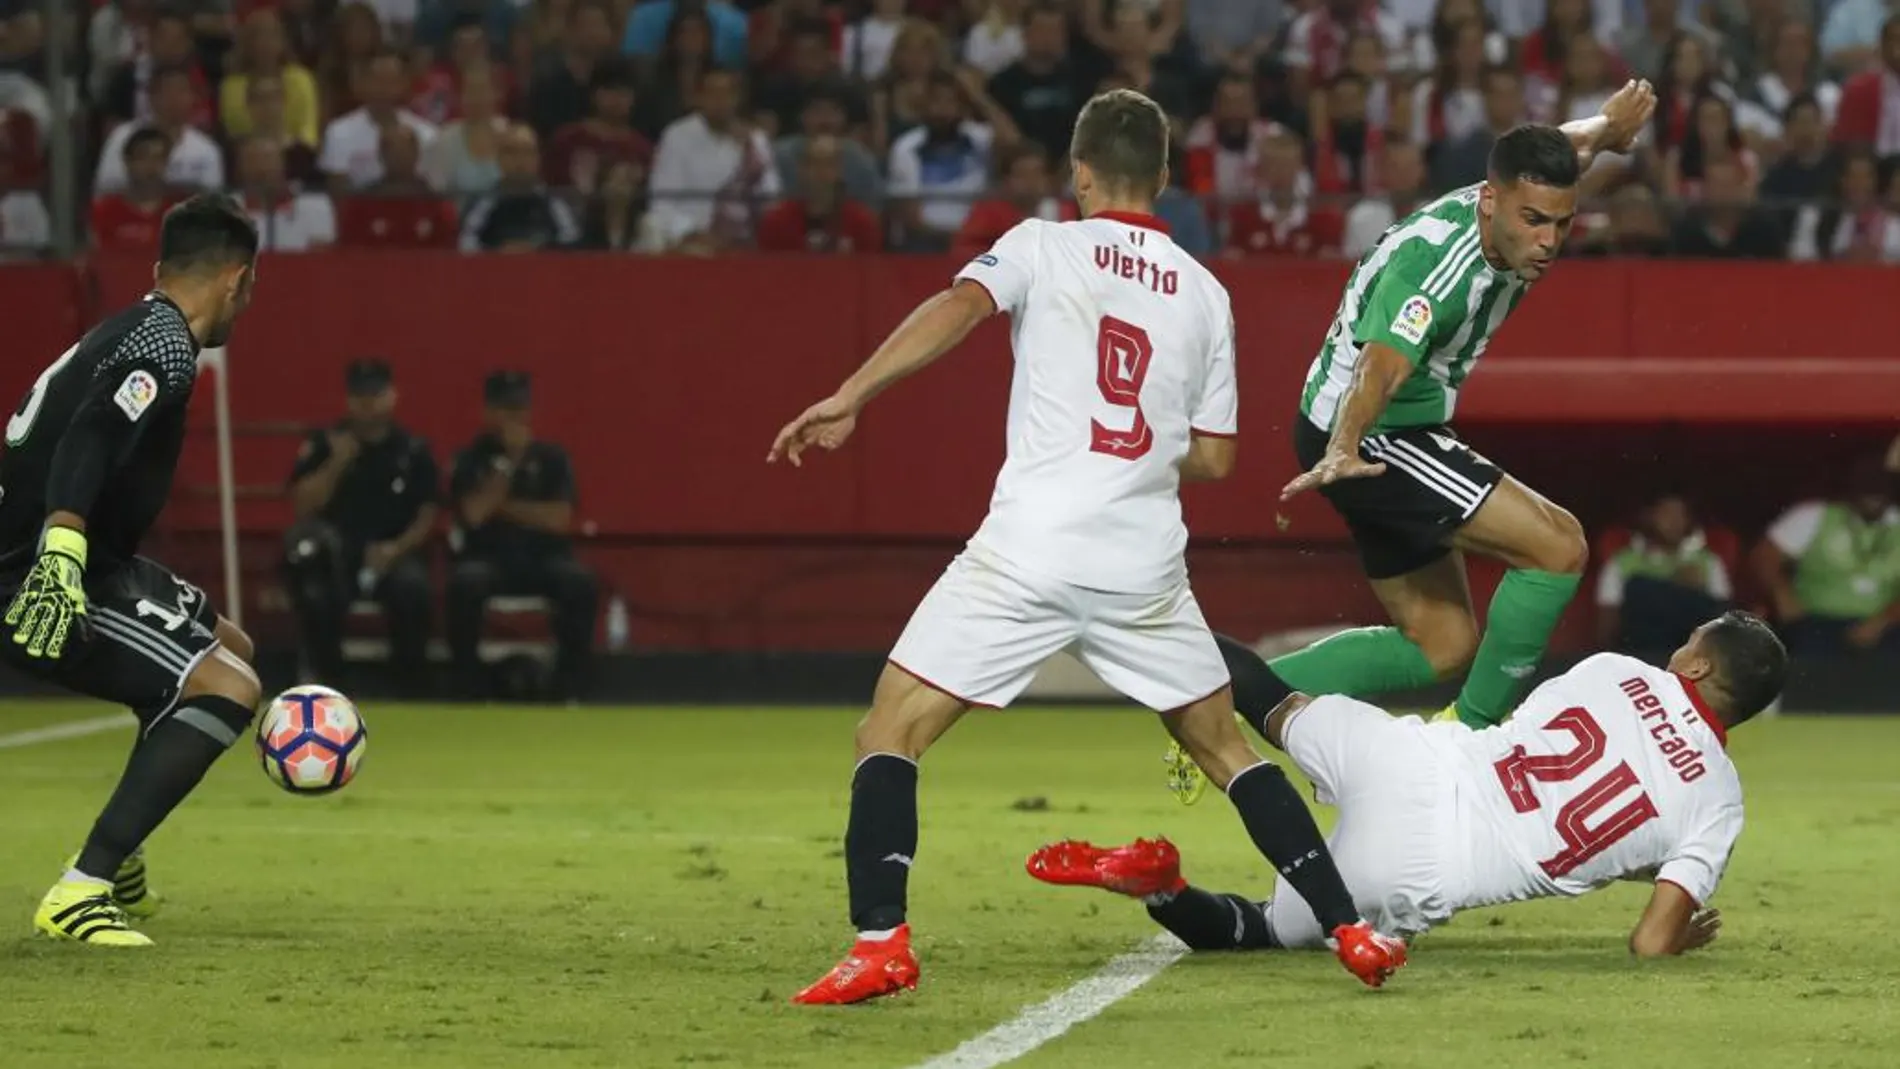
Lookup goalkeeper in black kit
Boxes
[0,194,264,946]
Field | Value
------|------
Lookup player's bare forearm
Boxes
[1628,880,1698,957]
[1180,435,1237,482]
[834,282,994,410]
[1560,115,1611,169]
[496,500,573,534]
[42,510,86,535]
[1327,344,1410,456]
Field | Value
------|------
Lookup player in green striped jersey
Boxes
[1163,84,1660,802]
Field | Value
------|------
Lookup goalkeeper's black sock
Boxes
[1145,887,1277,951]
[1226,761,1362,933]
[843,753,918,934]
[74,697,254,881]
[1214,633,1295,739]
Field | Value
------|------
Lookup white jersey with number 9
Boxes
[954,214,1236,596]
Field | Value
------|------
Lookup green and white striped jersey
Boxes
[1299,185,1530,434]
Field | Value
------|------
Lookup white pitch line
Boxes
[907,935,1188,1069]
[0,714,130,751]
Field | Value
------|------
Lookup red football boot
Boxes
[1025,838,1188,898]
[1329,922,1408,988]
[791,925,921,1005]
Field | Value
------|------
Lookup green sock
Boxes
[1457,569,1583,729]
[1268,626,1440,698]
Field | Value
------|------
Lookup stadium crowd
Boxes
[0,0,1889,259]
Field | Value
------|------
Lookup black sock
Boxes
[1215,633,1294,739]
[1146,887,1277,951]
[1226,762,1361,933]
[75,697,253,881]
[844,753,918,932]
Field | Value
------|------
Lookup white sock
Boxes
[63,868,112,889]
[857,927,901,942]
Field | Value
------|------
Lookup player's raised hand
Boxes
[768,396,860,467]
[1681,907,1721,952]
[1600,79,1656,153]
[1280,448,1386,501]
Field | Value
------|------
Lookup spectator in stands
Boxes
[965,0,1028,77]
[545,60,652,197]
[1405,0,1507,73]
[747,0,845,77]
[360,124,437,200]
[576,157,662,251]
[871,19,950,153]
[228,72,322,189]
[1833,15,1900,157]
[0,134,46,258]
[1408,16,1489,147]
[1515,0,1605,88]
[461,124,581,252]
[1761,95,1838,220]
[318,2,388,118]
[1311,71,1383,194]
[1079,0,1184,65]
[635,8,725,140]
[105,11,212,129]
[411,18,511,126]
[1341,29,1395,132]
[625,0,748,68]
[1618,0,1718,83]
[1343,139,1427,257]
[1432,64,1521,190]
[237,136,338,252]
[1283,0,1412,93]
[1153,145,1216,257]
[1790,149,1900,260]
[775,86,883,209]
[841,0,910,81]
[1664,94,1758,201]
[1100,4,1193,119]
[1575,182,1675,256]
[410,0,522,58]
[1596,494,1735,655]
[1822,1,1899,75]
[221,6,321,147]
[1754,19,1842,128]
[1224,126,1343,257]
[95,66,226,193]
[986,3,1086,160]
[1670,158,1786,257]
[648,68,780,252]
[757,18,867,137]
[954,141,1067,256]
[1184,0,1286,74]
[90,127,179,252]
[1539,24,1618,125]
[1650,32,1726,155]
[528,0,618,136]
[321,49,441,193]
[448,371,599,701]
[757,134,884,252]
[1707,0,1796,85]
[285,358,439,694]
[888,71,997,252]
[1183,74,1274,206]
[1754,457,1900,657]
[278,0,331,67]
[423,62,509,197]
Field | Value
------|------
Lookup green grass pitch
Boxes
[0,700,1896,1069]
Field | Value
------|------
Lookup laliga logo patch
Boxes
[113,369,159,421]
[1390,295,1433,345]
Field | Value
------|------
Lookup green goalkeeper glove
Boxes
[5,526,89,660]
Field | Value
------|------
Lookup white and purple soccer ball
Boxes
[256,685,367,795]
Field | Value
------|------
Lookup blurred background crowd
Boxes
[1,0,1898,260]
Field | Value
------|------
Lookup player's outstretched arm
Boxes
[1628,880,1717,957]
[768,280,996,466]
[1561,79,1656,171]
[1280,343,1408,501]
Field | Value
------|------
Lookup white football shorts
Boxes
[887,545,1229,711]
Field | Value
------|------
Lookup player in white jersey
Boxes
[770,89,1407,1005]
[1030,612,1787,957]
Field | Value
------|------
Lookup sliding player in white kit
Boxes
[1030,612,1787,957]
[769,89,1407,1005]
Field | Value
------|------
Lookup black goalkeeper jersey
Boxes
[0,293,201,571]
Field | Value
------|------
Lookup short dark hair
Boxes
[148,63,196,94]
[158,194,259,276]
[1070,88,1169,199]
[787,16,832,45]
[1782,92,1821,123]
[1482,63,1522,90]
[590,57,635,94]
[1488,124,1580,188]
[123,127,171,160]
[1701,611,1787,725]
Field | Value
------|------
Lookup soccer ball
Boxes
[256,685,367,795]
